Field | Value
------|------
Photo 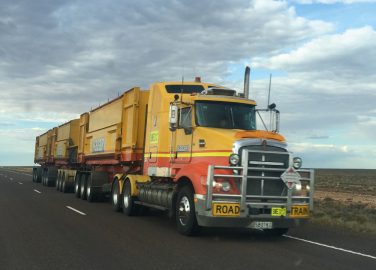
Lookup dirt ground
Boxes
[315,190,376,208]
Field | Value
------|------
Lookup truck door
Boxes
[171,106,193,163]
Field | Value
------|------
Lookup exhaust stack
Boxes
[244,66,250,99]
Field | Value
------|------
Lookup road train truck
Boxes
[33,67,314,235]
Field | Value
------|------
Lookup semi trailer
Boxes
[33,67,314,235]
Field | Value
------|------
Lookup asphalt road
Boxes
[0,168,375,270]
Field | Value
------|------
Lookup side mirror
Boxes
[271,110,280,133]
[183,127,192,135]
[169,104,178,131]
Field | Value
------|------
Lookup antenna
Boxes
[267,73,272,107]
[180,75,184,103]
[267,73,273,130]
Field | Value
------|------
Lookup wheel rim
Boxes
[113,192,118,205]
[123,194,129,208]
[178,196,191,226]
[112,183,119,205]
[81,184,85,195]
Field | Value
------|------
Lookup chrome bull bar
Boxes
[205,149,315,217]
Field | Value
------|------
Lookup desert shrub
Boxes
[311,199,376,235]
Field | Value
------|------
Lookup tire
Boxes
[62,175,69,193]
[74,173,81,198]
[35,168,42,183]
[42,170,47,186]
[176,185,200,236]
[56,172,60,191]
[121,179,139,216]
[263,228,289,237]
[86,174,97,202]
[111,178,122,212]
[80,174,87,200]
[32,169,37,182]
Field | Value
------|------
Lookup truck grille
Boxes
[241,146,289,199]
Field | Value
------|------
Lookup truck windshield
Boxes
[195,101,256,130]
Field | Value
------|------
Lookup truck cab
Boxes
[136,80,314,235]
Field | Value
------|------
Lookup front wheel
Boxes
[176,186,199,236]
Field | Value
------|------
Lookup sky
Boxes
[0,0,376,168]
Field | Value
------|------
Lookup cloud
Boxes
[0,0,334,117]
[289,142,376,168]
[252,26,376,94]
[249,26,376,152]
[290,0,376,4]
[0,0,374,168]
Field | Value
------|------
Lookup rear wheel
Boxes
[111,178,122,212]
[56,172,61,191]
[74,173,81,198]
[121,179,139,216]
[62,174,69,193]
[86,174,97,202]
[42,170,47,186]
[80,174,87,200]
[176,185,199,236]
[32,169,37,182]
[35,168,42,183]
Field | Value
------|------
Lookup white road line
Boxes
[18,182,23,185]
[33,189,42,194]
[66,206,87,216]
[284,235,376,260]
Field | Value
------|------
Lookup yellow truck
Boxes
[33,67,314,235]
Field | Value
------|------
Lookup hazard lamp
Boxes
[293,157,302,169]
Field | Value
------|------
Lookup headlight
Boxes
[213,181,231,192]
[293,157,302,169]
[221,181,231,192]
[292,181,310,196]
[229,154,240,165]
[295,182,302,191]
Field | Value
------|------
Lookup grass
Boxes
[311,197,376,235]
[1,166,33,174]
[313,169,376,235]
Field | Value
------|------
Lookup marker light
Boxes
[293,157,302,169]
[229,154,240,165]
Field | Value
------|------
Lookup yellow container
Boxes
[55,119,80,160]
[83,87,149,163]
[35,132,48,162]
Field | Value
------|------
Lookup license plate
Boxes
[212,203,240,217]
[290,205,309,217]
[250,221,273,229]
[271,207,286,217]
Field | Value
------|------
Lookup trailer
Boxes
[33,68,314,236]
